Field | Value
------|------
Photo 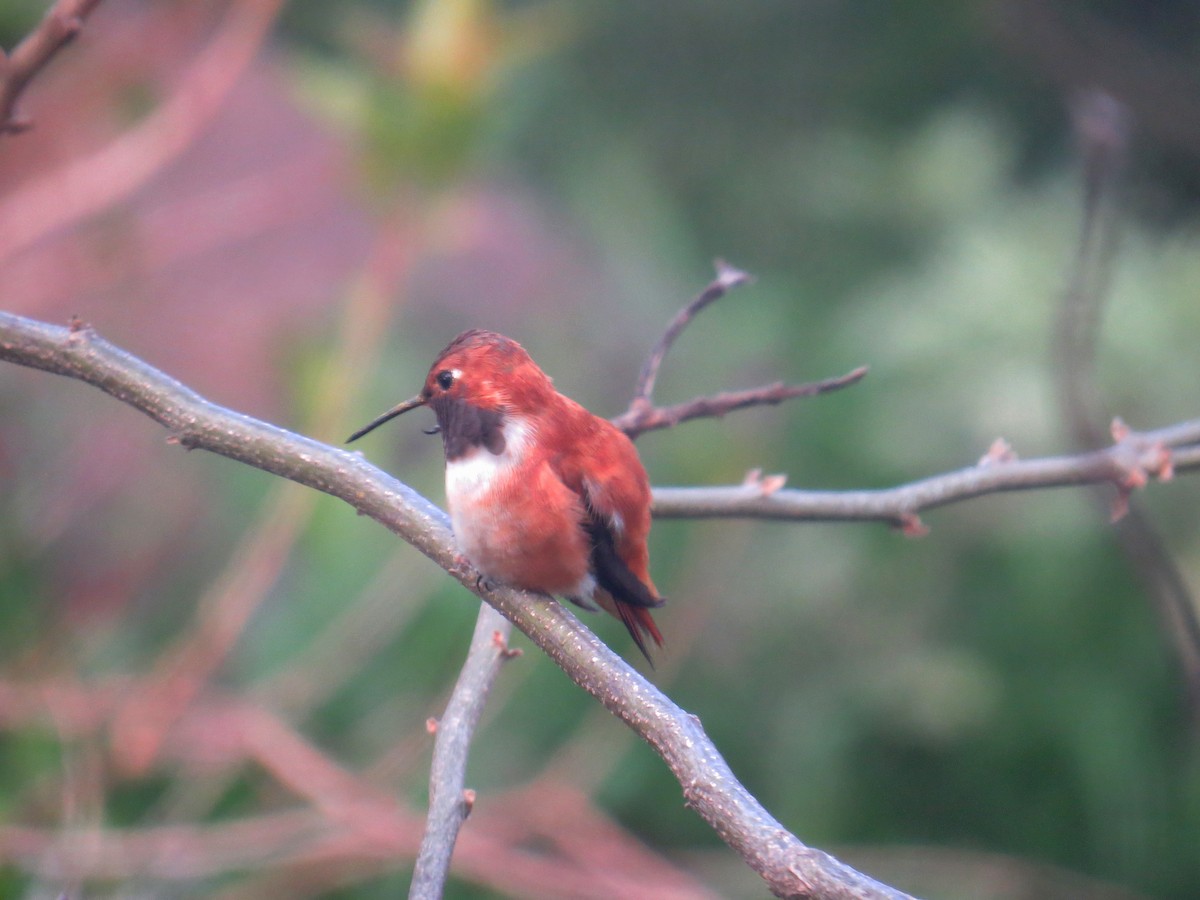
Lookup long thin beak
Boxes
[346,394,427,443]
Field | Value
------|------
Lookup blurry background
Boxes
[2,0,1199,897]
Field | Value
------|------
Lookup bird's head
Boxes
[347,329,555,456]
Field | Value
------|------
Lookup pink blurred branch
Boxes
[0,0,285,262]
[0,0,105,134]
[0,678,716,897]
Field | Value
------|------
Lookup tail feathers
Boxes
[598,594,665,666]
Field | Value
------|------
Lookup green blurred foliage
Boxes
[5,0,1200,897]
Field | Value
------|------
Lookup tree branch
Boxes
[613,261,867,440]
[613,367,868,439]
[0,0,104,135]
[652,423,1192,529]
[416,260,867,888]
[1053,89,1200,709]
[410,605,515,899]
[631,259,752,407]
[0,311,910,898]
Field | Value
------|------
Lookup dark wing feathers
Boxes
[548,424,664,664]
[582,493,665,667]
[582,512,663,610]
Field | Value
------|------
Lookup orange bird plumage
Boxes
[348,330,665,662]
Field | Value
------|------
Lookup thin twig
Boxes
[616,261,867,440]
[1057,88,1128,439]
[0,311,910,898]
[1055,89,1200,711]
[630,260,752,410]
[410,605,514,899]
[614,367,868,439]
[0,0,105,134]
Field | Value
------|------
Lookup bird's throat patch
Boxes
[433,397,506,460]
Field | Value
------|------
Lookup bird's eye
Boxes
[435,370,455,390]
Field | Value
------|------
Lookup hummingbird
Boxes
[348,329,665,662]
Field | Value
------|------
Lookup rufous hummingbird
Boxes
[348,329,665,662]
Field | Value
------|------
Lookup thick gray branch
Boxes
[0,311,909,898]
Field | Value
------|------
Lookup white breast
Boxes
[445,418,532,574]
[444,418,532,504]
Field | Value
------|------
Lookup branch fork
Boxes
[1107,417,1176,522]
[612,261,866,440]
[0,298,906,898]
